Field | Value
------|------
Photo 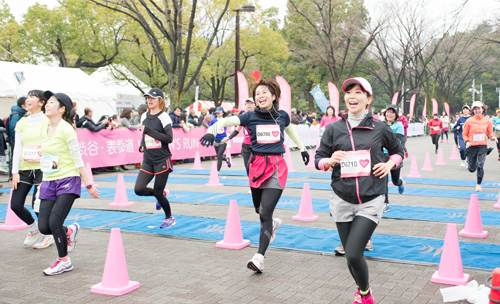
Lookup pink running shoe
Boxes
[353,288,375,304]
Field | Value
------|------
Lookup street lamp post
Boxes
[233,5,255,108]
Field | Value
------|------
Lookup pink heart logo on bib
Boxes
[359,159,369,168]
[272,131,279,137]
[37,151,42,157]
[154,139,160,143]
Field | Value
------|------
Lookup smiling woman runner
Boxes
[315,77,403,304]
[38,91,100,276]
[200,79,309,273]
[10,90,52,249]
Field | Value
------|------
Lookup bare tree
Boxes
[91,0,230,105]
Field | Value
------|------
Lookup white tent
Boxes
[0,61,117,121]
[90,65,148,110]
[185,100,235,116]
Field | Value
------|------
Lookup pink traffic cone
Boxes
[225,148,232,167]
[293,183,319,222]
[450,144,460,160]
[406,155,421,178]
[216,200,250,249]
[431,223,470,286]
[191,151,204,170]
[0,189,29,231]
[421,151,434,171]
[494,190,500,209]
[306,150,315,168]
[435,148,446,166]
[81,162,98,188]
[91,228,140,296]
[204,161,223,187]
[459,194,488,238]
[109,174,134,207]
[284,144,296,172]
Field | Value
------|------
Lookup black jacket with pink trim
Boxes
[315,113,404,204]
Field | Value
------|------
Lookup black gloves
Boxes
[301,151,310,166]
[200,134,215,147]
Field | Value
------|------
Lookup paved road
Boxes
[0,135,499,304]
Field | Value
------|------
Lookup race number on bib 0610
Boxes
[256,124,280,144]
[340,150,371,178]
[145,135,162,149]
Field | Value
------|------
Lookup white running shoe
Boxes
[270,218,282,244]
[460,160,465,167]
[247,253,264,273]
[33,235,55,249]
[43,257,73,276]
[24,227,41,247]
[67,223,80,253]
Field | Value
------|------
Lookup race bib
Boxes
[145,135,162,149]
[433,126,440,131]
[40,155,60,175]
[256,124,280,144]
[473,133,486,142]
[340,150,371,178]
[23,145,42,162]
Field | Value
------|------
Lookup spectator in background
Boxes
[80,107,108,132]
[291,108,300,125]
[319,106,338,135]
[169,106,183,128]
[180,113,194,132]
[209,107,216,118]
[72,102,81,127]
[111,114,121,128]
[202,115,213,128]
[69,109,77,129]
[198,107,208,126]
[133,104,148,126]
[231,107,239,116]
[120,108,140,130]
[7,97,27,180]
[398,109,409,158]
[188,109,200,126]
[311,113,318,125]
[98,115,113,130]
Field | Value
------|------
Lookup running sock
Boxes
[360,288,370,296]
[66,227,73,236]
[29,221,37,228]
[58,257,69,262]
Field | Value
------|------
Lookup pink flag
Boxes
[391,92,399,105]
[422,96,427,118]
[237,71,249,112]
[409,93,416,120]
[276,75,291,116]
[327,82,339,116]
[432,98,438,115]
[444,102,450,117]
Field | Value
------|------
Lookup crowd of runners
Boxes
[4,76,499,304]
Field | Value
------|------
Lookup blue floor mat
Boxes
[94,176,500,201]
[2,187,499,225]
[106,213,499,270]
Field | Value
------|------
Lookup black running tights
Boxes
[250,187,283,255]
[336,216,378,291]
[38,194,77,258]
[431,134,440,151]
[385,168,402,204]
[214,142,227,171]
[134,170,171,217]
[467,152,486,185]
[10,183,38,225]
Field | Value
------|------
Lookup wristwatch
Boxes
[86,184,93,189]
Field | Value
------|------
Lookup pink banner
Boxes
[237,71,249,112]
[328,82,340,116]
[409,93,416,120]
[432,98,438,115]
[276,75,291,116]
[77,128,243,168]
[422,96,427,118]
[391,92,399,105]
[444,102,450,117]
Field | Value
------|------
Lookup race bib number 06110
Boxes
[340,150,371,178]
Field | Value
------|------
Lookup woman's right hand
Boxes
[87,185,100,198]
[11,173,20,190]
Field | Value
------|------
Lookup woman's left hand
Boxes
[373,161,395,178]
[87,185,100,198]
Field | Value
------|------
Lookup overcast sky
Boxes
[5,0,500,28]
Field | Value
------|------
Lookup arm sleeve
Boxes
[463,121,471,142]
[11,131,22,174]
[68,139,84,169]
[284,125,306,152]
[145,125,173,144]
[206,116,241,136]
[227,129,240,140]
